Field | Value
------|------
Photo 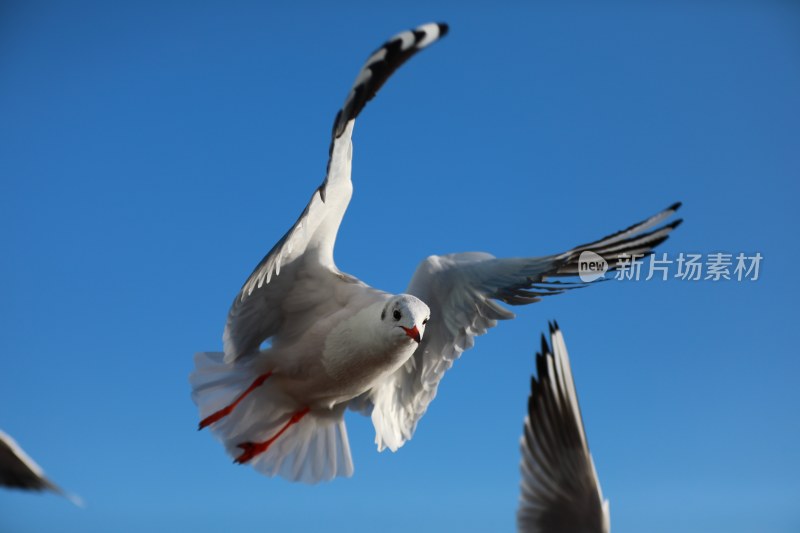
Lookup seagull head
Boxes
[381,294,430,345]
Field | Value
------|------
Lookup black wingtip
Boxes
[552,319,561,333]
[437,23,449,37]
[669,201,683,212]
[539,333,549,357]
[668,218,684,230]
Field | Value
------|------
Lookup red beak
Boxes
[401,325,421,343]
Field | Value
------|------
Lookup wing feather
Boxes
[517,323,609,533]
[0,430,82,506]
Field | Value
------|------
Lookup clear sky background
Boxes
[1,2,798,532]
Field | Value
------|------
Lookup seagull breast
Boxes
[318,300,418,402]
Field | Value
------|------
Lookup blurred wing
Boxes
[517,324,609,533]
[0,430,82,506]
[366,203,681,451]
[223,23,449,362]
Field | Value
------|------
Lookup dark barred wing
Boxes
[518,324,609,533]
[223,23,449,363]
[363,203,680,451]
[332,23,449,139]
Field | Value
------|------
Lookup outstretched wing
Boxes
[223,23,449,362]
[365,203,681,451]
[517,323,609,533]
[0,430,82,506]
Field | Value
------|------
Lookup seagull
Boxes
[191,22,682,483]
[518,324,609,533]
[0,430,82,506]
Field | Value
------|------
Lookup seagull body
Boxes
[191,22,682,483]
[518,324,609,533]
[192,23,444,483]
[0,430,82,506]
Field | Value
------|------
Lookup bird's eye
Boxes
[423,317,429,325]
[393,310,402,321]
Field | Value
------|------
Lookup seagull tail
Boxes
[190,352,354,483]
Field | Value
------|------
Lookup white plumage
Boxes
[191,22,682,483]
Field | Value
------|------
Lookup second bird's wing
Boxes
[517,324,609,533]
[0,430,82,506]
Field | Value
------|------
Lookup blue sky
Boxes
[1,2,798,532]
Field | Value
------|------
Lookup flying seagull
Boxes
[0,430,82,506]
[518,324,609,533]
[191,22,682,483]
